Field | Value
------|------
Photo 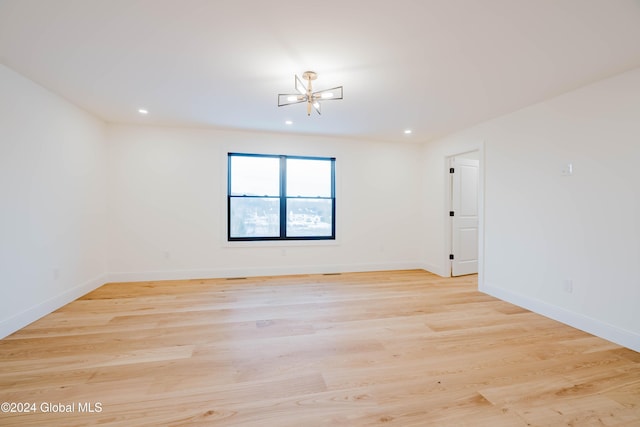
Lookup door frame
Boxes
[443,145,485,287]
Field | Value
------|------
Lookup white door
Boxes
[450,157,479,276]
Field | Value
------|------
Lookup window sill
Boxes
[222,239,339,248]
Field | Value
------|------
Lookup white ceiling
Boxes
[1,0,640,143]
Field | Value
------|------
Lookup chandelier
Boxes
[278,71,343,116]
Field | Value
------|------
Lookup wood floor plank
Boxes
[1,270,638,426]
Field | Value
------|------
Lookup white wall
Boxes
[422,68,640,351]
[0,64,108,338]
[107,124,425,280]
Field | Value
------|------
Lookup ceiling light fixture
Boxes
[404,129,412,134]
[278,71,343,116]
[138,108,148,115]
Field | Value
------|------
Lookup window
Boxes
[228,153,336,241]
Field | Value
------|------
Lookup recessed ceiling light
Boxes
[138,109,148,115]
[404,129,412,134]
[285,120,293,125]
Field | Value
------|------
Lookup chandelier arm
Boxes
[278,93,307,107]
[312,86,343,100]
[295,75,307,96]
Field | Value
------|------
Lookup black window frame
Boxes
[227,152,336,241]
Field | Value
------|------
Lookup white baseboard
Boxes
[481,281,640,353]
[107,261,425,283]
[420,262,449,277]
[0,274,108,339]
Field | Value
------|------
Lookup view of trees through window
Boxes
[228,153,335,240]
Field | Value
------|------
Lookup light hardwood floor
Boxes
[1,270,638,426]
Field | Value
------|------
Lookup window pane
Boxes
[286,158,331,197]
[230,198,279,238]
[286,198,333,237]
[230,156,280,196]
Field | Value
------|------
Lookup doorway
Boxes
[448,151,480,276]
